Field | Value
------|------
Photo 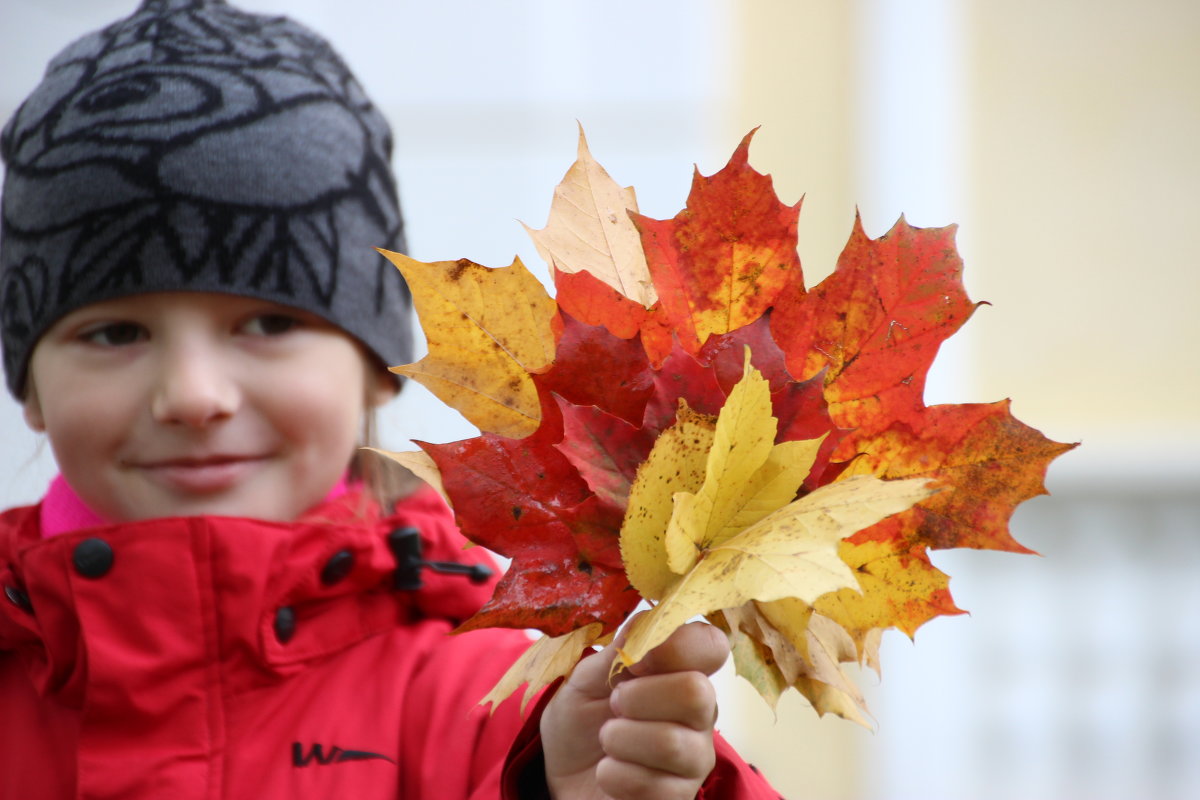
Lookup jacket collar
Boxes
[0,488,497,706]
[37,473,355,538]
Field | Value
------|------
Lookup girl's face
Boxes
[23,292,396,523]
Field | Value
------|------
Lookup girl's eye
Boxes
[243,313,301,336]
[81,322,147,347]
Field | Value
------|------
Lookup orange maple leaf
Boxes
[635,130,801,355]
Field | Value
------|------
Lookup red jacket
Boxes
[0,488,779,799]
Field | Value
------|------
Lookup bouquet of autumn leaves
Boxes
[378,130,1074,725]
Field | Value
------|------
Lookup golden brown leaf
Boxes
[838,401,1076,553]
[379,250,560,438]
[814,536,963,649]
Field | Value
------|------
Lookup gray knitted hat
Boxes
[0,0,412,398]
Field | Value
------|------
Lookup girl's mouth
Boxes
[137,456,268,494]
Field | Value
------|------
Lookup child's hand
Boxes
[541,619,730,800]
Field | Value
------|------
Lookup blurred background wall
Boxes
[2,1,1196,798]
[720,3,1200,799]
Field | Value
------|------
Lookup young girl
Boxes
[0,2,780,797]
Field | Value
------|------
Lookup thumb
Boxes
[561,636,622,701]
[619,618,731,679]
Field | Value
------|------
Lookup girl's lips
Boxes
[138,457,268,494]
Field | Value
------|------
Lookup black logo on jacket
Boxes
[292,742,395,767]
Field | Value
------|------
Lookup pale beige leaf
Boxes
[793,676,872,728]
[723,600,872,724]
[378,250,558,438]
[719,610,787,713]
[799,608,859,668]
[366,448,449,507]
[481,623,609,714]
[524,126,656,306]
[617,475,936,668]
[793,608,873,726]
[725,600,811,685]
[796,611,868,714]
[732,600,856,689]
[620,401,716,601]
[861,628,884,676]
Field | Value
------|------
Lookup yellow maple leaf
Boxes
[378,250,559,438]
[524,126,656,307]
[665,356,824,574]
[620,400,716,602]
[616,358,936,676]
[618,473,935,669]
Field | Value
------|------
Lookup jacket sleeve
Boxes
[498,682,784,800]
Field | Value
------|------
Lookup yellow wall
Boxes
[967,0,1200,444]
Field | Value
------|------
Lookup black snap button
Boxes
[274,606,296,644]
[320,550,355,586]
[4,585,32,613]
[73,538,114,578]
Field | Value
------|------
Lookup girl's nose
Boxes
[150,348,240,428]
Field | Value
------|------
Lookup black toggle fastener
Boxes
[387,527,493,592]
[274,606,297,643]
[4,585,32,613]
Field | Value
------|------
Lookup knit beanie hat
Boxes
[0,0,412,399]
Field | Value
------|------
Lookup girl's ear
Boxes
[23,382,46,432]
